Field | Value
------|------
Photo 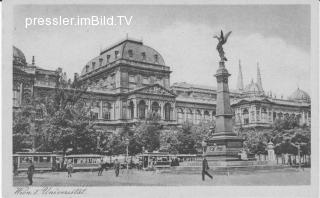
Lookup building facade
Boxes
[13,38,311,135]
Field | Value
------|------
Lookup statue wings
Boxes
[213,30,232,44]
[223,31,232,43]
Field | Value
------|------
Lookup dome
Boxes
[81,39,166,76]
[288,88,310,102]
[13,46,27,66]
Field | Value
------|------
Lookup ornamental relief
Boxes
[139,86,173,96]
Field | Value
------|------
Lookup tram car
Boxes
[138,152,172,169]
[13,152,63,172]
[64,154,104,171]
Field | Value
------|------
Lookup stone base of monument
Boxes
[204,135,244,161]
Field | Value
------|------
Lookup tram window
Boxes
[46,157,51,162]
[88,158,92,163]
[74,159,77,164]
[40,157,44,162]
[20,157,33,163]
[34,156,39,162]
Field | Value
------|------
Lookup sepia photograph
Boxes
[2,0,319,197]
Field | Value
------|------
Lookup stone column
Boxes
[134,99,138,119]
[192,109,196,124]
[19,83,23,105]
[160,101,164,120]
[302,111,305,124]
[147,100,151,113]
[213,61,234,136]
[99,101,103,119]
[184,108,187,122]
[201,109,204,123]
[171,102,176,121]
[259,107,262,122]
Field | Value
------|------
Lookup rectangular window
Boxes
[106,55,110,63]
[143,77,149,84]
[99,58,103,66]
[141,52,146,61]
[154,54,158,63]
[92,62,96,70]
[115,51,119,59]
[129,75,135,82]
[128,50,133,58]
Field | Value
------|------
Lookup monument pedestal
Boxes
[205,61,244,160]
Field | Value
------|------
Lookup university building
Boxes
[13,38,311,134]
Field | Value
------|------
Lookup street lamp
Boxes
[297,143,301,170]
[125,138,129,171]
[201,140,207,156]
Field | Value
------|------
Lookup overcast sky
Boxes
[13,5,311,98]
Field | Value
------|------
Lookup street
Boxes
[13,168,310,186]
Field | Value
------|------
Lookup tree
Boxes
[12,74,101,156]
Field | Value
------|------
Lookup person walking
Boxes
[67,160,73,178]
[98,159,104,176]
[202,156,213,181]
[114,159,120,177]
[27,160,35,185]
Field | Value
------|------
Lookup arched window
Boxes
[177,108,184,123]
[151,102,160,113]
[128,101,134,119]
[278,112,283,119]
[186,109,193,123]
[102,102,112,120]
[204,111,210,122]
[138,100,146,119]
[164,103,171,121]
[195,110,201,124]
[212,110,216,121]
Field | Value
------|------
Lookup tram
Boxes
[138,152,198,170]
[13,152,63,172]
[64,154,104,170]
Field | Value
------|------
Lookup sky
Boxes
[13,4,311,98]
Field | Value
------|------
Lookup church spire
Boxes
[256,62,264,93]
[237,59,244,91]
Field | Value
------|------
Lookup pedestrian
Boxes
[202,156,213,181]
[27,159,35,185]
[114,159,120,177]
[98,159,104,176]
[67,160,73,178]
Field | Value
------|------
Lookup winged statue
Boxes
[213,30,232,62]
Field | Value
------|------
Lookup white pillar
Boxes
[99,101,103,119]
[160,102,164,120]
[184,108,187,122]
[134,99,138,119]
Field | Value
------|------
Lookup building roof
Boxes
[288,88,311,103]
[81,38,166,76]
[231,96,310,107]
[13,46,27,66]
[243,79,264,96]
[171,82,239,94]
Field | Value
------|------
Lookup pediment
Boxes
[131,84,176,97]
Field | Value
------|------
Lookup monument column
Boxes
[213,61,234,136]
[205,30,243,160]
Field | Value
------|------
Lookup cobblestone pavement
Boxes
[13,168,310,186]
